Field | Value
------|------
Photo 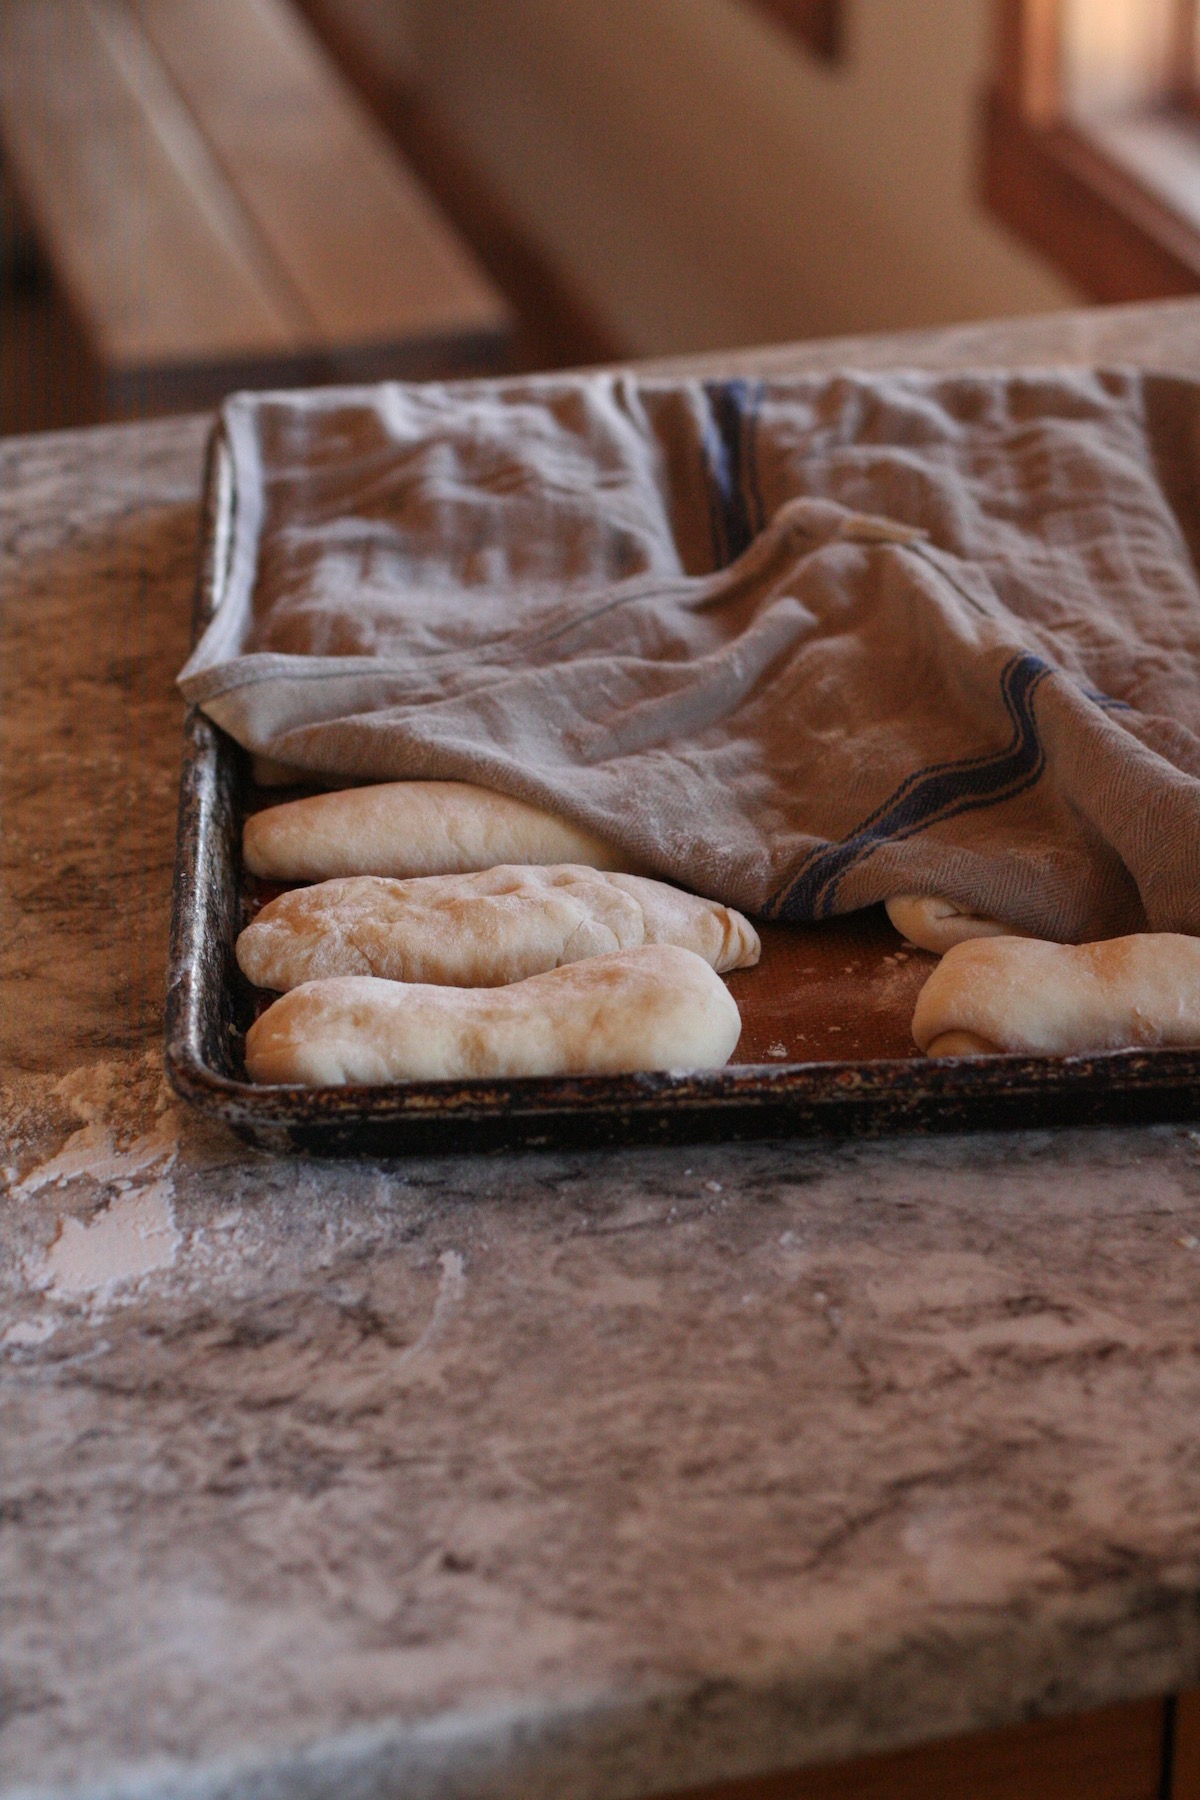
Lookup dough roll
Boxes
[237,865,760,991]
[244,945,743,1085]
[243,780,632,881]
[886,894,1021,955]
[912,932,1200,1057]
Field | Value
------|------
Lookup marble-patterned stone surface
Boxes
[7,301,1200,1800]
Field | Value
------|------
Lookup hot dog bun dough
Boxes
[886,894,1023,955]
[243,780,633,881]
[237,865,760,991]
[244,945,743,1085]
[912,932,1200,1057]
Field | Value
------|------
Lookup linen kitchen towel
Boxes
[180,368,1200,941]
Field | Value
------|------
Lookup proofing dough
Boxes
[244,945,743,1085]
[912,932,1200,1057]
[244,780,632,881]
[237,864,760,991]
[886,894,1020,954]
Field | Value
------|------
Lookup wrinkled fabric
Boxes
[180,368,1200,939]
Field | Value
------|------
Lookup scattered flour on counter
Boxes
[14,1117,177,1196]
[393,1250,466,1374]
[1,1315,57,1348]
[8,1054,186,1324]
[32,1177,182,1301]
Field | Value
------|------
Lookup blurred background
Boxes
[2,0,1198,434]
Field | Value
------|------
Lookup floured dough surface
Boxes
[244,945,743,1085]
[912,932,1200,1056]
[886,894,1022,955]
[237,864,761,991]
[243,780,633,881]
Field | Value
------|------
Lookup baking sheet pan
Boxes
[164,428,1200,1154]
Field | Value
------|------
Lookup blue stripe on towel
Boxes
[702,379,764,564]
[765,652,1053,921]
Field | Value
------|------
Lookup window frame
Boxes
[982,0,1200,299]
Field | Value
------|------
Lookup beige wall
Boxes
[410,0,1078,357]
[327,0,417,84]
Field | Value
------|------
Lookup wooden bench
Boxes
[0,0,512,418]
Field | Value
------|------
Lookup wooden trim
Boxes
[993,0,1061,122]
[1172,1690,1200,1799]
[292,0,627,371]
[746,0,844,62]
[1167,0,1200,105]
[660,1696,1166,1800]
[981,88,1200,300]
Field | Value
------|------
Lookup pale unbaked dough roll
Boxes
[244,945,743,1085]
[912,933,1200,1057]
[886,894,1021,954]
[237,865,760,991]
[243,780,632,880]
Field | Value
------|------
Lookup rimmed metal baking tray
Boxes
[164,428,1200,1154]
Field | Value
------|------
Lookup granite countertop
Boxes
[6,298,1200,1800]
